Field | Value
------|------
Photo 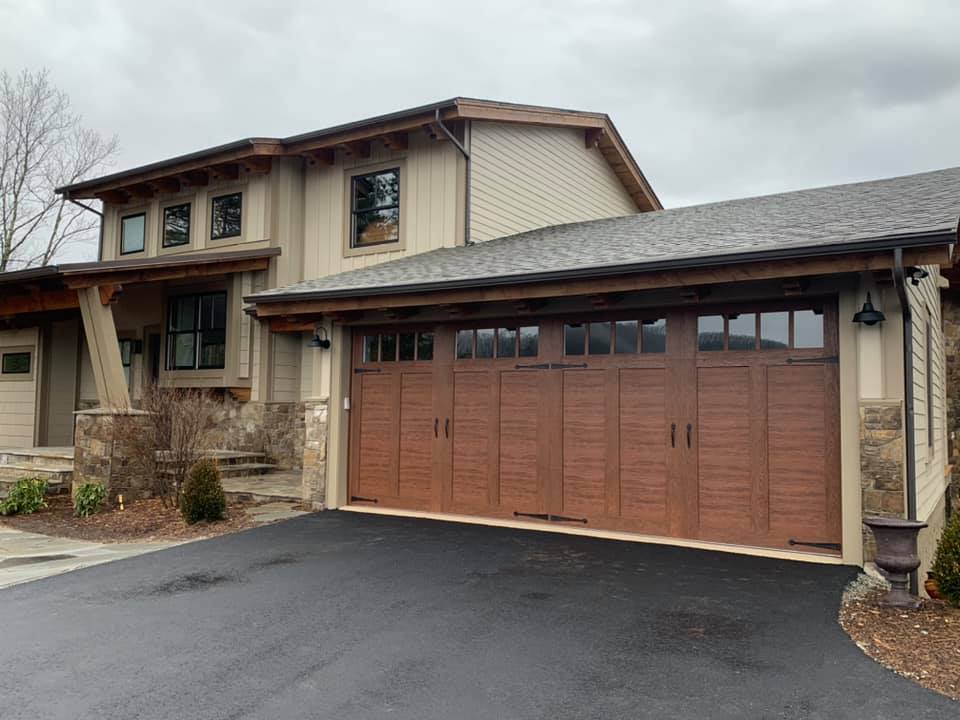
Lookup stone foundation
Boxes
[73,408,152,500]
[302,399,329,510]
[206,396,305,469]
[860,401,906,561]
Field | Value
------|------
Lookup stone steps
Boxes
[0,448,74,471]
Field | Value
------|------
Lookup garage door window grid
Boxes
[455,326,539,359]
[698,309,823,352]
[363,332,434,362]
[564,319,666,356]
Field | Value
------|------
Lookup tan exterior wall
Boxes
[917,492,948,591]
[40,318,80,446]
[469,121,637,242]
[0,328,40,447]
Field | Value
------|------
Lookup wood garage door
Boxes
[348,301,841,555]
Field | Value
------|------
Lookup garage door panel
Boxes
[562,370,608,518]
[398,372,433,501]
[452,371,495,508]
[619,368,668,529]
[767,365,829,538]
[499,371,543,512]
[697,366,754,534]
[356,374,398,498]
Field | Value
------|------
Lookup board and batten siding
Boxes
[0,328,40,447]
[910,265,949,522]
[469,122,638,243]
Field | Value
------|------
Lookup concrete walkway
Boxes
[0,527,179,589]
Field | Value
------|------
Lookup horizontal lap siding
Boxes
[469,122,637,243]
[0,328,39,447]
[909,266,948,521]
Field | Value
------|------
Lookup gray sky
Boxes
[3,0,958,215]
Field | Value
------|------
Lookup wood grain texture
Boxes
[356,373,398,499]
[398,372,433,501]
[451,371,492,507]
[561,370,608,518]
[619,368,668,532]
[499,371,544,513]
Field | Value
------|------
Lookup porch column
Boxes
[77,285,130,408]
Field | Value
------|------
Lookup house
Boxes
[0,98,956,585]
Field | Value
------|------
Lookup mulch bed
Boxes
[0,494,260,543]
[840,587,960,701]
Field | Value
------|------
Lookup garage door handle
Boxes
[686,423,692,448]
[434,418,439,438]
[670,423,676,448]
[444,418,450,438]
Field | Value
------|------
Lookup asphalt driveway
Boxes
[0,512,953,719]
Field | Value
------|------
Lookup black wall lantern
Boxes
[853,292,885,326]
[309,326,331,350]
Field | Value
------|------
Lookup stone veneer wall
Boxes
[73,408,152,500]
[860,401,906,561]
[301,399,329,510]
[206,396,306,469]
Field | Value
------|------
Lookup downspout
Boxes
[892,247,919,594]
[67,198,105,262]
[434,108,471,245]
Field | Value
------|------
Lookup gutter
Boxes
[892,247,920,595]
[67,199,104,262]
[433,108,471,246]
[245,228,956,305]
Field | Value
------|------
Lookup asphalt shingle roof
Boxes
[250,166,960,302]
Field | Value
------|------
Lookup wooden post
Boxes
[78,286,130,409]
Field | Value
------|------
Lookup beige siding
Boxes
[0,328,39,447]
[302,132,464,280]
[909,266,949,521]
[42,319,80,446]
[271,333,301,402]
[469,122,638,242]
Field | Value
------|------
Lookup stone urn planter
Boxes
[863,516,928,608]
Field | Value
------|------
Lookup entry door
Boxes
[348,329,436,510]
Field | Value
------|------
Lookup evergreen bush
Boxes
[180,459,226,524]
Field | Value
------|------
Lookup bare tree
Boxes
[0,68,118,271]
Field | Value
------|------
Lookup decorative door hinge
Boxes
[354,367,383,374]
[350,495,379,504]
[788,539,841,551]
[550,362,588,370]
[785,356,838,365]
[514,511,550,520]
[515,363,551,370]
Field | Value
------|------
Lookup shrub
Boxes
[0,477,47,516]
[931,512,960,607]
[73,482,106,518]
[180,459,226,524]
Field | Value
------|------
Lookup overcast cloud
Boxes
[2,0,959,260]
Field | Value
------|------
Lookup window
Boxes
[350,168,400,248]
[210,193,242,240]
[927,318,934,448]
[568,319,666,355]
[120,213,145,254]
[162,203,191,247]
[361,332,433,363]
[1,351,31,375]
[166,292,227,370]
[455,326,538,359]
[697,308,823,351]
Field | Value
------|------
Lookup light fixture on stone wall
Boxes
[309,326,331,349]
[853,292,885,326]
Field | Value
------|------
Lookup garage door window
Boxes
[698,309,823,351]
[567,319,666,355]
[363,332,433,363]
[456,326,538,359]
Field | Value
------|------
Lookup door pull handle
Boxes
[434,418,438,438]
[444,418,450,438]
[670,423,676,448]
[686,423,692,449]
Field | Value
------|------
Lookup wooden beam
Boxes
[98,284,122,305]
[585,127,605,149]
[241,157,272,174]
[0,289,79,316]
[151,177,182,194]
[381,132,408,151]
[303,148,335,166]
[63,256,274,290]
[126,184,155,200]
[227,387,252,403]
[95,189,131,205]
[180,169,209,187]
[343,141,371,159]
[269,317,318,332]
[208,163,240,181]
[590,292,623,308]
[250,247,953,318]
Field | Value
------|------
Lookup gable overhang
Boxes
[244,231,955,328]
[56,98,660,211]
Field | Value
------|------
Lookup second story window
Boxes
[167,292,227,370]
[211,192,242,240]
[351,168,400,248]
[120,212,146,254]
[163,203,191,247]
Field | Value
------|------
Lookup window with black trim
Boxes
[120,212,146,254]
[350,168,400,248]
[696,309,823,352]
[166,292,227,370]
[163,203,191,247]
[210,193,242,240]
[1,351,31,375]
